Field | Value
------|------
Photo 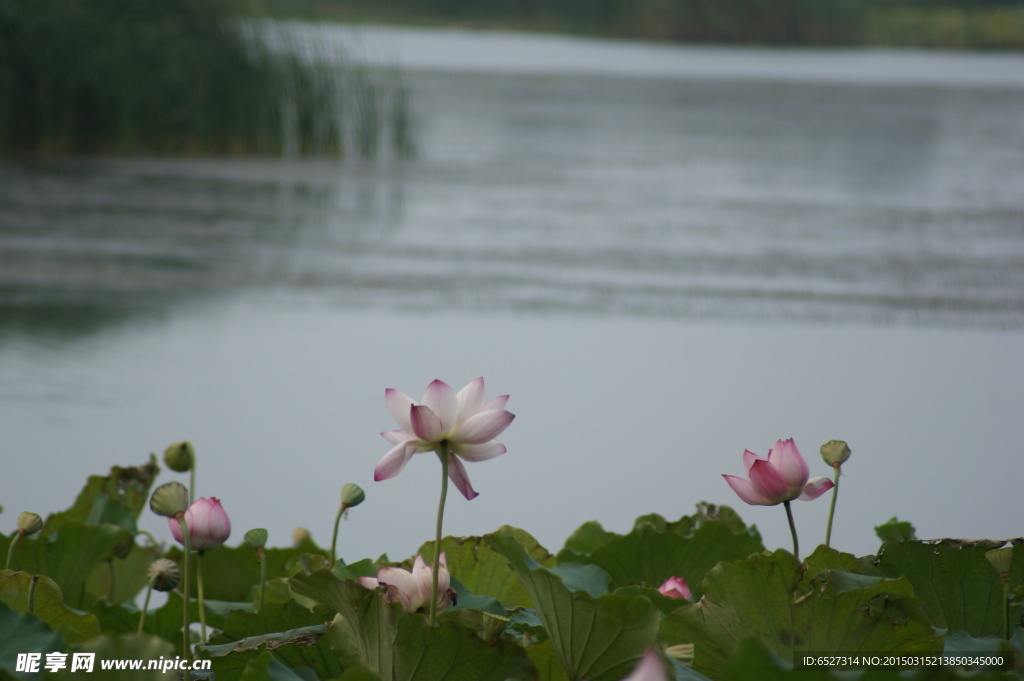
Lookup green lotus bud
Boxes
[292,527,311,546]
[985,546,1012,578]
[16,512,43,536]
[163,441,195,473]
[245,528,268,549]
[820,440,851,467]
[481,613,509,641]
[149,482,189,518]
[148,558,181,592]
[341,483,365,510]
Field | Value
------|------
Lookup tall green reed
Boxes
[0,0,413,157]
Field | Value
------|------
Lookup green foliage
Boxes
[289,571,539,681]
[488,529,661,681]
[557,510,764,599]
[0,0,412,157]
[875,517,918,543]
[417,526,555,608]
[660,547,941,679]
[0,571,101,644]
[874,540,1024,637]
[0,602,65,678]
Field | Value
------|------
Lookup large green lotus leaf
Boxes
[201,601,341,680]
[86,542,163,606]
[166,539,326,603]
[0,602,65,679]
[556,519,763,599]
[659,549,940,680]
[416,526,555,609]
[290,570,539,681]
[230,650,321,681]
[875,540,1024,637]
[48,633,175,681]
[42,458,159,536]
[487,529,659,681]
[2,522,133,610]
[0,571,100,644]
[525,640,570,681]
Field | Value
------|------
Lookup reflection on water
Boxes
[3,50,1022,338]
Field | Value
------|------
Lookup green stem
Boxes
[330,505,345,565]
[197,551,208,644]
[1003,578,1010,640]
[28,574,38,615]
[429,441,450,627]
[178,515,193,681]
[135,529,160,547]
[138,574,157,635]
[257,548,266,613]
[824,464,841,548]
[784,500,800,562]
[189,466,195,506]
[4,532,20,570]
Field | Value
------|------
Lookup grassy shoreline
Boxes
[243,0,1024,50]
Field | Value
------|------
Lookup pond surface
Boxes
[2,26,1023,562]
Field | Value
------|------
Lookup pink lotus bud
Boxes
[168,497,231,551]
[657,576,691,600]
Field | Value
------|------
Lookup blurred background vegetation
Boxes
[0,0,1019,158]
[0,0,412,157]
[253,0,1024,49]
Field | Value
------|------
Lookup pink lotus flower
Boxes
[168,497,231,551]
[359,553,452,614]
[658,576,691,600]
[722,438,834,506]
[374,377,514,500]
[621,650,668,681]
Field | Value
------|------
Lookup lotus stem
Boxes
[1002,578,1010,640]
[138,573,157,635]
[256,547,266,613]
[784,500,799,562]
[825,463,841,548]
[177,514,193,681]
[197,550,208,643]
[430,440,450,627]
[28,574,39,615]
[331,506,344,565]
[4,535,17,571]
[189,466,195,506]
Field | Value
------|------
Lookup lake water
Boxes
[2,26,1023,567]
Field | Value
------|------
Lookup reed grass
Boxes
[248,0,1024,49]
[0,0,413,157]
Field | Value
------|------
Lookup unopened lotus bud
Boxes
[163,441,195,473]
[245,528,268,549]
[149,482,189,518]
[292,527,311,546]
[17,512,43,536]
[820,440,851,467]
[148,558,181,592]
[985,546,1012,580]
[341,483,365,510]
[481,613,509,641]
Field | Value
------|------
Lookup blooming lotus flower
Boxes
[621,650,668,681]
[375,377,514,500]
[359,553,452,614]
[168,497,231,551]
[658,576,691,600]
[722,438,833,506]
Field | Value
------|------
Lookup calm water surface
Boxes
[2,27,1023,562]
